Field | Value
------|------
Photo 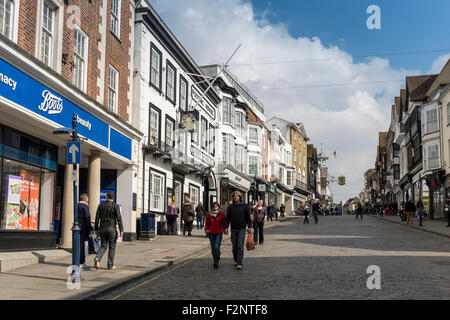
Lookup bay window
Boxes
[150,172,164,212]
[249,127,258,145]
[249,155,257,175]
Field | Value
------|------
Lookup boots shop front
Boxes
[0,47,140,251]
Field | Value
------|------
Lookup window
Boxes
[150,45,162,89]
[149,106,160,146]
[179,76,188,111]
[110,0,120,37]
[425,109,438,134]
[40,2,55,66]
[0,0,14,40]
[209,124,215,155]
[222,136,234,165]
[189,185,199,208]
[73,27,88,91]
[108,65,118,114]
[287,171,293,186]
[426,144,439,170]
[201,117,207,150]
[166,61,176,103]
[222,137,227,163]
[447,103,450,125]
[150,172,164,212]
[249,156,257,175]
[236,112,246,136]
[165,117,174,148]
[249,127,258,144]
[222,98,231,124]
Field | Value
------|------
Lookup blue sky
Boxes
[250,0,450,73]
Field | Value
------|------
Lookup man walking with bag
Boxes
[225,191,252,270]
[78,193,93,270]
[94,192,123,270]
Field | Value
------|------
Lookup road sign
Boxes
[67,142,81,165]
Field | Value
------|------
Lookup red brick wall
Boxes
[15,0,131,123]
[17,0,38,55]
[104,0,131,122]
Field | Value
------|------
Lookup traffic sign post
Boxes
[67,142,81,165]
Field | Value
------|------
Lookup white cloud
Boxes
[428,53,450,74]
[150,0,418,202]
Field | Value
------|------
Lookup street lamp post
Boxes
[53,113,81,280]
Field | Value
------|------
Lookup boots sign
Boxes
[0,57,132,160]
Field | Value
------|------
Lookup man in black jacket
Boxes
[225,191,252,270]
[78,193,93,270]
[94,192,123,270]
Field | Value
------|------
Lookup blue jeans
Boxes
[196,215,204,229]
[231,228,246,266]
[208,233,223,263]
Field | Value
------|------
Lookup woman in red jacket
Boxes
[205,202,227,269]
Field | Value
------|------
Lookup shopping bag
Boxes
[246,233,255,251]
[88,234,100,254]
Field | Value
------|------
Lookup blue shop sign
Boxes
[0,58,131,160]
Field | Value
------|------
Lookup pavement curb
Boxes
[76,217,296,300]
[370,215,450,239]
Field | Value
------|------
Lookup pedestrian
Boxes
[181,197,195,236]
[416,200,425,227]
[195,201,205,230]
[303,203,310,224]
[393,201,398,216]
[93,192,123,270]
[225,191,252,270]
[205,202,227,269]
[313,200,319,224]
[405,199,416,225]
[266,202,273,222]
[166,201,179,235]
[78,193,93,270]
[272,202,279,221]
[280,203,286,217]
[295,202,303,216]
[252,200,266,246]
[355,203,363,219]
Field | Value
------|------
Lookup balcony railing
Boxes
[296,179,307,190]
[144,136,174,154]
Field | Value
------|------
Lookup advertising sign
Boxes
[4,175,22,229]
[19,170,40,231]
[179,111,199,133]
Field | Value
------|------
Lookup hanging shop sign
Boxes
[258,184,266,192]
[338,176,346,185]
[0,58,132,160]
[179,111,199,133]
[191,86,216,120]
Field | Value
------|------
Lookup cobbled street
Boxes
[100,216,450,300]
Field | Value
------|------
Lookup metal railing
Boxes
[144,136,174,154]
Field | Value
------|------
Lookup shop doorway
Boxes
[174,180,182,234]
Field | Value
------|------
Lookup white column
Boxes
[60,164,74,249]
[87,151,101,223]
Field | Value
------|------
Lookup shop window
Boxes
[3,128,41,166]
[42,143,57,170]
[101,169,117,190]
[189,184,199,208]
[1,160,42,230]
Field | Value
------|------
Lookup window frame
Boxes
[72,26,89,92]
[40,0,55,67]
[189,183,200,208]
[425,108,439,134]
[108,64,119,114]
[179,75,188,111]
[425,142,440,171]
[209,123,215,156]
[249,155,258,176]
[249,127,258,145]
[201,116,207,150]
[0,0,18,42]
[149,43,162,91]
[148,104,161,146]
[165,60,176,105]
[149,169,166,213]
[165,115,175,149]
[110,0,121,38]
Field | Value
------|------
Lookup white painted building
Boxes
[133,2,220,235]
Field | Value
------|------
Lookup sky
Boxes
[150,0,450,203]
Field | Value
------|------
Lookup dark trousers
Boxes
[274,212,278,221]
[268,215,273,222]
[231,228,246,266]
[80,233,89,265]
[208,233,223,263]
[355,212,363,219]
[253,222,264,245]
[303,215,309,224]
[183,221,193,234]
[96,228,117,269]
[313,212,318,224]
[167,216,177,235]
[196,215,204,229]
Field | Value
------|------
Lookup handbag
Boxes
[246,233,255,251]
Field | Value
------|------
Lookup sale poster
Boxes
[18,170,40,231]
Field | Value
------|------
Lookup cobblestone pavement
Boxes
[100,216,450,300]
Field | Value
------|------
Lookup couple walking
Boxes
[204,191,252,270]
